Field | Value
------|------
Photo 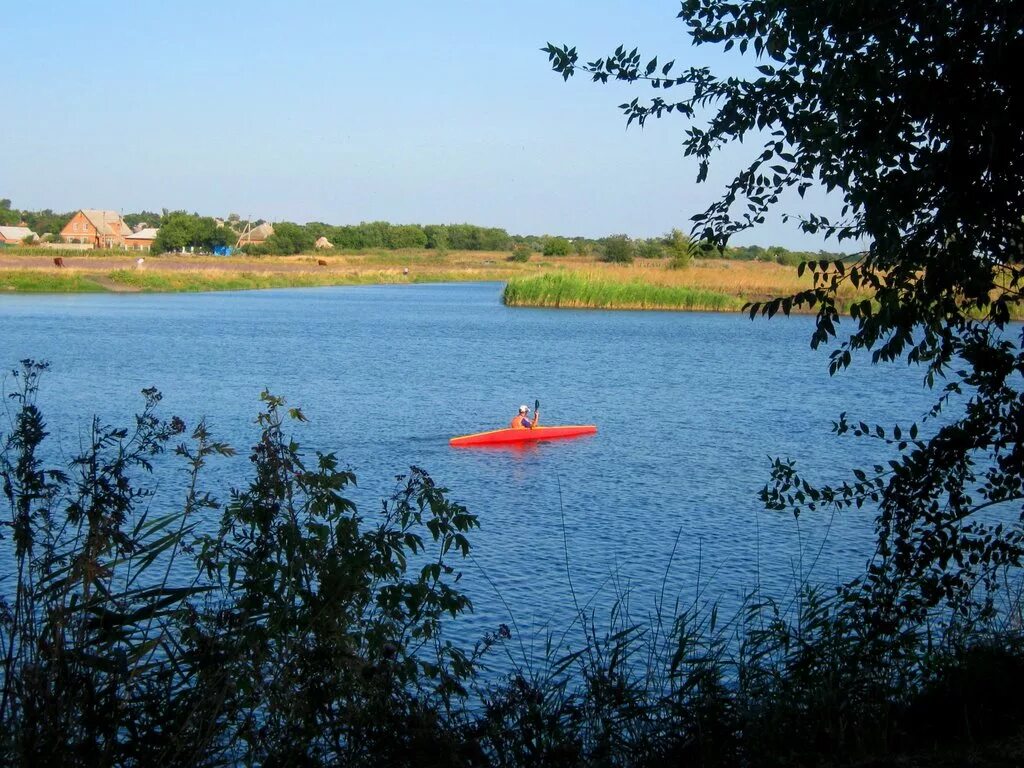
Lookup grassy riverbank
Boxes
[4,249,1020,319]
[0,249,527,293]
[0,249,830,306]
[0,269,110,293]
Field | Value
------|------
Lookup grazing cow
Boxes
[53,257,65,268]
[317,259,328,266]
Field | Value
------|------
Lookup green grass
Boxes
[503,271,743,311]
[106,269,354,292]
[106,268,494,292]
[0,270,107,293]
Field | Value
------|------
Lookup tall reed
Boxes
[503,272,743,311]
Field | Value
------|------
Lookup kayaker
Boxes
[510,404,539,430]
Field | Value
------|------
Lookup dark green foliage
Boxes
[600,234,634,263]
[545,0,1024,627]
[634,239,663,259]
[261,221,316,255]
[543,236,571,256]
[387,223,429,249]
[509,234,542,253]
[0,202,72,237]
[1,196,845,260]
[0,362,481,766]
[2,362,1023,765]
[731,244,765,261]
[0,199,17,226]
[664,228,692,269]
[153,211,233,253]
[121,211,163,229]
[289,222,508,252]
[424,224,450,251]
[900,643,1024,750]
[189,392,480,764]
[437,224,510,251]
[507,243,531,262]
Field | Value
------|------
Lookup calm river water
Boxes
[0,282,942,662]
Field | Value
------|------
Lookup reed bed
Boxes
[578,258,858,301]
[503,271,743,311]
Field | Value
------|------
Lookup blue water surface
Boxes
[0,282,947,666]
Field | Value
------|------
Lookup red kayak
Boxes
[449,425,597,447]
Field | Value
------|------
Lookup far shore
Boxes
[6,247,1009,319]
[0,247,822,299]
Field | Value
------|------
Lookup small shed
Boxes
[124,227,159,251]
[0,225,38,245]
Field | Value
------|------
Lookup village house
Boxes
[236,222,274,247]
[60,210,132,248]
[124,227,159,251]
[0,225,38,245]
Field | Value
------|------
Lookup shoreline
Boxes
[6,249,1015,320]
[0,250,817,310]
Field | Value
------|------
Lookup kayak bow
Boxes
[449,425,597,447]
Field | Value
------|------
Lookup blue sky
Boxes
[4,1,845,250]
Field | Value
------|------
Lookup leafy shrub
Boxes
[600,234,634,263]
[542,236,571,256]
[664,228,693,269]
[507,244,532,262]
[3,360,1022,767]
[635,239,664,259]
[0,361,481,766]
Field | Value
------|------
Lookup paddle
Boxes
[534,399,540,428]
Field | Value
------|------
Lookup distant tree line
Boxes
[538,230,850,267]
[0,199,73,240]
[296,222,513,253]
[1,199,849,264]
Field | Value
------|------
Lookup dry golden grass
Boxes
[0,250,866,308]
[563,258,859,301]
[5,249,1018,317]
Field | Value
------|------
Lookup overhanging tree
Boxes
[545,1,1024,623]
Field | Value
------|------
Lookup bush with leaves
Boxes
[0,361,482,766]
[664,228,692,269]
[543,236,571,256]
[507,244,532,263]
[544,0,1024,628]
[4,360,1024,765]
[635,239,664,259]
[600,235,634,263]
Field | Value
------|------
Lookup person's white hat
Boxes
[519,404,529,412]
